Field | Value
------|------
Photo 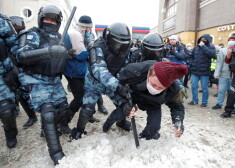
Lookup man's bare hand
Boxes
[227,48,233,59]
[199,41,205,47]
[128,107,135,118]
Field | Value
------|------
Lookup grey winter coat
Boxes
[214,48,232,78]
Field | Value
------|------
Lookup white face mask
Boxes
[146,82,164,95]
[227,41,235,48]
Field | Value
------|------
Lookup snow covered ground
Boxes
[1,78,235,168]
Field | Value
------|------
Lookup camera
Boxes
[164,43,174,53]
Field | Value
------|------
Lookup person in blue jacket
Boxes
[188,34,216,107]
[63,15,108,133]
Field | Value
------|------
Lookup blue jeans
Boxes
[217,78,232,106]
[191,74,209,104]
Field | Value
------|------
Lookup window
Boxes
[21,7,34,22]
[210,35,214,44]
[166,0,177,19]
[23,8,32,18]
[163,16,176,31]
[200,0,216,8]
[163,0,177,31]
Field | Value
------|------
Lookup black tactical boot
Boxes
[220,112,232,118]
[88,116,100,123]
[69,127,87,140]
[59,123,71,134]
[69,109,90,140]
[5,128,18,148]
[97,97,108,115]
[139,130,160,140]
[18,94,38,128]
[116,119,132,132]
[23,116,38,128]
[103,119,115,132]
[51,151,65,165]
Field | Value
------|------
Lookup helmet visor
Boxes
[142,44,163,61]
[108,35,131,55]
[43,12,62,22]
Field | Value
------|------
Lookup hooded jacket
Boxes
[63,27,89,79]
[191,34,216,76]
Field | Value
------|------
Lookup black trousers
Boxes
[65,76,84,113]
[224,75,235,113]
[105,106,162,135]
[145,108,162,132]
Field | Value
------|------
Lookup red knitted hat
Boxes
[228,36,235,41]
[154,62,188,88]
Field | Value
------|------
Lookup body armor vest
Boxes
[23,27,67,76]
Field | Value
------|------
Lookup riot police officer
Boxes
[70,22,132,140]
[129,33,164,63]
[0,13,19,148]
[9,16,25,34]
[10,16,38,128]
[15,5,69,165]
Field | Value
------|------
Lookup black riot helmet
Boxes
[9,16,25,34]
[103,22,131,55]
[38,5,63,33]
[141,33,164,61]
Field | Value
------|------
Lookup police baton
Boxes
[59,6,77,45]
[126,85,140,149]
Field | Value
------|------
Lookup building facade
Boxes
[0,0,74,32]
[158,0,235,46]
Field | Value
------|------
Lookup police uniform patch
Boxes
[27,35,34,40]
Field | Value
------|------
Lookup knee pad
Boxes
[41,103,56,124]
[80,104,96,119]
[0,100,16,119]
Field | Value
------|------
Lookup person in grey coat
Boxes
[212,36,234,110]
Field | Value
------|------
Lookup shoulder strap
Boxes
[29,27,60,45]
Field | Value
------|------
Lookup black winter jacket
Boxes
[191,34,216,76]
[118,60,185,121]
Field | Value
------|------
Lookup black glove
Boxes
[3,66,20,92]
[69,128,87,141]
[121,102,133,116]
[116,84,131,98]
[68,49,76,59]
